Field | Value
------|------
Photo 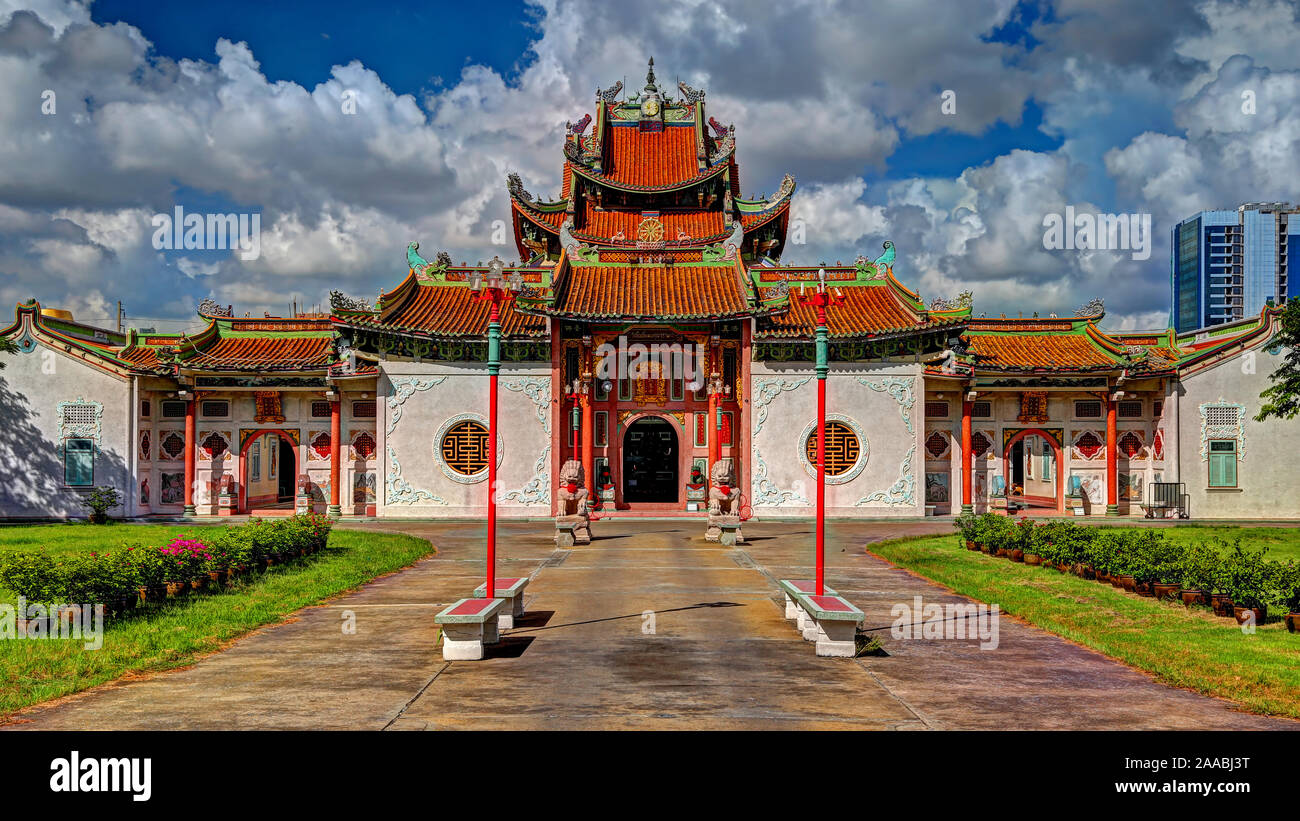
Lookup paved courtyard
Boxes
[3,519,1294,730]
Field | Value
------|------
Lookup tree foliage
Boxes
[1256,298,1300,421]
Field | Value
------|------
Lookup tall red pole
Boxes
[815,338,826,595]
[486,299,500,598]
[183,393,196,516]
[797,270,840,597]
[1105,390,1118,516]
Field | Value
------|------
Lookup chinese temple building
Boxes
[2,61,1297,521]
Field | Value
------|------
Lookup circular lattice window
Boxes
[798,414,868,484]
[434,413,503,484]
[441,420,488,476]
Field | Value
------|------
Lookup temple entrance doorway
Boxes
[1005,430,1063,513]
[622,417,678,503]
[240,430,300,514]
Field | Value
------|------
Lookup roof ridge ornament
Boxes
[329,290,374,314]
[407,242,451,279]
[1074,297,1104,317]
[197,298,232,317]
[678,80,705,102]
[929,290,972,311]
[596,80,623,103]
[506,172,533,203]
[853,241,894,281]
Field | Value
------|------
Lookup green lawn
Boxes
[0,525,434,721]
[1110,525,1300,563]
[870,531,1300,720]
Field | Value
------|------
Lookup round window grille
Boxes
[804,420,861,477]
[440,420,490,476]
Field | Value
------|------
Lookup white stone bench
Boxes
[435,597,505,661]
[473,576,528,629]
[786,588,865,657]
[776,578,838,623]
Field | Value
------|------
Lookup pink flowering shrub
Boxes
[0,514,332,605]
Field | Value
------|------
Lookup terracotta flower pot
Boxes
[1154,582,1181,601]
[1233,606,1266,625]
[1010,549,1025,562]
[208,571,222,585]
[1075,564,1095,580]
[1116,574,1137,592]
[1211,594,1234,617]
[965,540,976,550]
[1024,553,1042,566]
[1180,589,1209,606]
[1110,575,1125,588]
[137,587,149,605]
[1135,580,1155,597]
[165,581,185,598]
[1286,613,1300,633]
[190,578,204,592]
[1096,571,1111,584]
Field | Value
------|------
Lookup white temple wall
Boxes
[1176,339,1300,518]
[0,342,131,519]
[378,360,551,518]
[749,359,924,518]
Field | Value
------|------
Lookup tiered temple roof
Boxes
[5,61,1286,380]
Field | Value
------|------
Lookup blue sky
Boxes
[95,0,540,98]
[1,0,1298,331]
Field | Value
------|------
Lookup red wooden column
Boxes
[960,398,973,515]
[707,385,720,478]
[580,388,594,502]
[182,393,197,516]
[328,397,342,517]
[1105,391,1119,516]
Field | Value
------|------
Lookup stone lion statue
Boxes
[556,460,592,545]
[557,460,589,516]
[707,461,741,516]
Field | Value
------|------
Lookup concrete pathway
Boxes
[3,520,1293,730]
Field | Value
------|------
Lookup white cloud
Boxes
[0,0,1296,335]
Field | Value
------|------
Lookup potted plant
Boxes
[1179,541,1218,607]
[1134,531,1184,600]
[1220,542,1270,624]
[1280,563,1300,633]
[1008,518,1035,562]
[1106,531,1139,591]
[952,512,979,550]
[78,485,122,525]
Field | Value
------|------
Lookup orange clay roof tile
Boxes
[553,264,748,319]
[600,124,699,187]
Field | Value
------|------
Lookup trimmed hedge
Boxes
[953,513,1300,612]
[0,513,332,606]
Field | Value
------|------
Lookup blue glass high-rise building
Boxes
[1171,202,1298,333]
